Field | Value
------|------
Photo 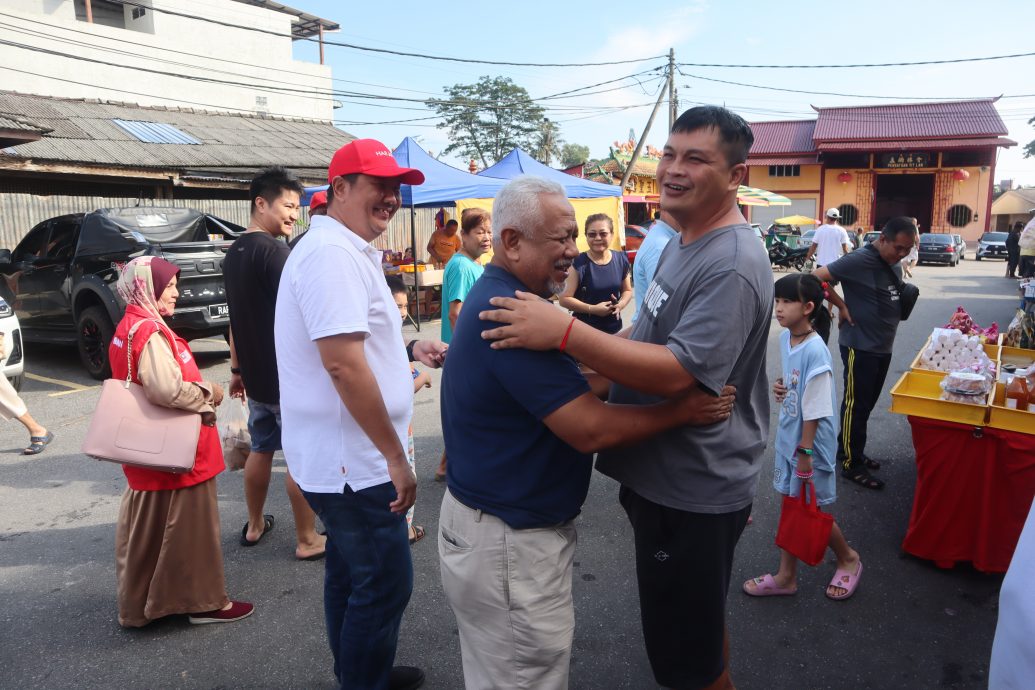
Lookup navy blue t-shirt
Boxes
[572,250,629,334]
[441,264,593,528]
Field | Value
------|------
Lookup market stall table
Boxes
[902,415,1035,573]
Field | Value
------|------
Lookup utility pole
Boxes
[668,48,676,129]
[618,53,671,195]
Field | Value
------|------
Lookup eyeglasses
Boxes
[585,232,611,238]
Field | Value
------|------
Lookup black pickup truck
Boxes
[0,207,244,379]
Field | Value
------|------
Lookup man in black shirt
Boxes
[225,167,326,560]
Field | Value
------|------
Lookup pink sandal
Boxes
[742,573,797,597]
[826,561,863,600]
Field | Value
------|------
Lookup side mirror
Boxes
[0,249,11,265]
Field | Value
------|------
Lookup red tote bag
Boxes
[775,481,833,567]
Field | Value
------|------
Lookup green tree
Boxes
[533,119,564,166]
[426,76,545,168]
[560,143,591,168]
[1026,114,1035,158]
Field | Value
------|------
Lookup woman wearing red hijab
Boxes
[109,256,252,627]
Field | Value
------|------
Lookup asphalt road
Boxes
[0,255,1024,689]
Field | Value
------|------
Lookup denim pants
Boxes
[303,482,413,690]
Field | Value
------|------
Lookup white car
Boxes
[0,296,25,391]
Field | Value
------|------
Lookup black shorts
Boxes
[619,486,751,689]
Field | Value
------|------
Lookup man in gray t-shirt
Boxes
[596,224,772,512]
[478,106,770,690]
[813,217,916,491]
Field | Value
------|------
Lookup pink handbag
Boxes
[81,320,200,473]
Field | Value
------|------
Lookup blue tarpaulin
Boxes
[301,137,507,206]
[478,149,622,199]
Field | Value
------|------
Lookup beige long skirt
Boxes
[115,478,229,627]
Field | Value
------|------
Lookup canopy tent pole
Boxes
[410,200,420,332]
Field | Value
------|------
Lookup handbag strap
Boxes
[866,243,906,290]
[124,319,179,388]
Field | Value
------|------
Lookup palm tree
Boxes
[533,118,564,166]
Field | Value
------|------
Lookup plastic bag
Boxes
[219,395,251,471]
[940,369,992,405]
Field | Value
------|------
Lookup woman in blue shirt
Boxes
[559,213,632,334]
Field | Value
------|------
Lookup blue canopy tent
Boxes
[478,149,622,199]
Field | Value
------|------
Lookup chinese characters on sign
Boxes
[878,152,932,169]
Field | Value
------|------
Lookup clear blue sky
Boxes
[292,0,1035,184]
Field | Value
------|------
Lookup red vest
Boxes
[109,304,223,491]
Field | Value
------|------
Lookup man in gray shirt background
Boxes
[479,106,773,690]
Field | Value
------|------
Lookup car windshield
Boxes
[920,235,952,244]
[802,230,815,240]
[981,233,1008,242]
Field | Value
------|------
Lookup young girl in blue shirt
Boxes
[743,273,863,600]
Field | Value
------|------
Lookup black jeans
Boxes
[836,345,893,472]
[1007,251,1020,277]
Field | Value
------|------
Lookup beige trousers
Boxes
[0,372,27,421]
[438,489,577,690]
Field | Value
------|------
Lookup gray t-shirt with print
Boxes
[596,224,774,514]
[825,243,902,355]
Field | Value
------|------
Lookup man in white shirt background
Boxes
[806,208,853,267]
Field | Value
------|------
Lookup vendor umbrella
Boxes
[773,214,818,226]
[737,185,792,207]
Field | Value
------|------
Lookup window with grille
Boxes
[838,204,859,226]
[768,165,801,178]
[946,205,974,228]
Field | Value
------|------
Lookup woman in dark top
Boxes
[559,213,633,334]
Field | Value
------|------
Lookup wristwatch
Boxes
[230,367,241,375]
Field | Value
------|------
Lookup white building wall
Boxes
[0,0,334,121]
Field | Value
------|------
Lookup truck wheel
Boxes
[77,306,114,380]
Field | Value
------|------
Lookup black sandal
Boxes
[862,456,882,471]
[23,431,54,456]
[842,468,884,490]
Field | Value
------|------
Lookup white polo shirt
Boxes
[813,223,850,266]
[274,215,412,494]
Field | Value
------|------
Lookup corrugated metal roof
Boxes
[812,99,1009,142]
[0,91,354,174]
[817,137,1016,151]
[0,115,46,133]
[113,119,201,145]
[748,120,817,155]
[746,156,820,166]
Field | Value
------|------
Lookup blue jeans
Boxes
[303,482,413,689]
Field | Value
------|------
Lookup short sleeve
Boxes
[618,251,631,279]
[826,250,864,285]
[491,347,590,420]
[264,241,289,294]
[666,271,761,395]
[293,246,371,340]
[443,261,478,304]
[801,370,833,421]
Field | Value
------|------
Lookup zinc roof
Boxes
[0,91,354,178]
[812,99,1008,142]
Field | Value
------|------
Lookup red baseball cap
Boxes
[309,190,327,211]
[327,139,425,185]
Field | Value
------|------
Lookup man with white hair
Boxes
[807,208,853,267]
[437,175,735,689]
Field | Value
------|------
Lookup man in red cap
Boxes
[309,190,328,216]
[274,139,444,690]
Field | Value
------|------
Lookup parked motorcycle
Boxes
[768,236,812,271]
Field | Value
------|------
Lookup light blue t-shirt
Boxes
[632,220,678,322]
[775,330,838,479]
[441,253,484,343]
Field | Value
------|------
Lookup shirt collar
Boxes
[311,214,381,257]
[483,263,532,292]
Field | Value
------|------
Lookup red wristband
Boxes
[559,316,577,353]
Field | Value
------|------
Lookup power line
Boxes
[109,0,666,68]
[678,51,1035,69]
[680,71,1035,102]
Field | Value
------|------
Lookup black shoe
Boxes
[389,666,425,690]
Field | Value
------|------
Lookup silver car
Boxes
[976,232,1009,260]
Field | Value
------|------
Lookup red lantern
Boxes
[952,169,970,182]
[837,171,852,184]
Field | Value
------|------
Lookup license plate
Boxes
[209,304,229,318]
